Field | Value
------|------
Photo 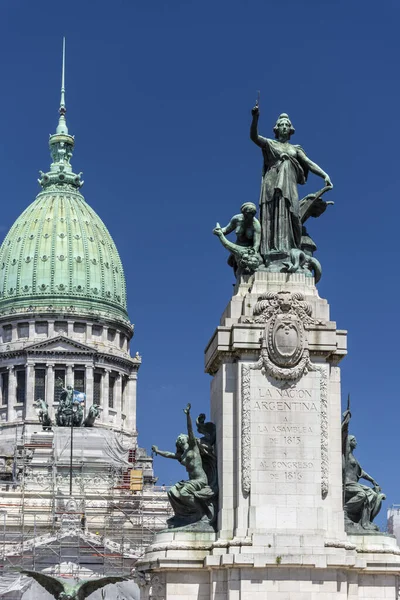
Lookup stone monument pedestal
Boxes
[137,273,400,599]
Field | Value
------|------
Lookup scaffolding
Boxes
[0,425,172,580]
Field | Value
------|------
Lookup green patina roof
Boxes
[0,41,129,324]
[0,189,128,322]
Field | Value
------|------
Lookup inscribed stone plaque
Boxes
[244,367,323,503]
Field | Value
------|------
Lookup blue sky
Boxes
[0,0,399,528]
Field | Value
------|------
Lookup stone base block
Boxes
[137,563,400,599]
[136,532,400,599]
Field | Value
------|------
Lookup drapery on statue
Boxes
[33,398,52,431]
[152,404,218,530]
[18,569,127,600]
[249,105,333,279]
[341,403,385,532]
[213,202,262,275]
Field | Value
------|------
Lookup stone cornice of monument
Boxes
[0,39,130,326]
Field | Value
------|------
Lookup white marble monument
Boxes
[137,271,400,599]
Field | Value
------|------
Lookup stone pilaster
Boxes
[47,320,55,338]
[114,373,122,420]
[85,365,94,412]
[6,367,14,422]
[28,320,35,340]
[86,323,93,344]
[45,363,55,419]
[125,373,137,432]
[102,369,110,424]
[11,325,17,343]
[25,362,36,420]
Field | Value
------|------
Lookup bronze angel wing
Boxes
[77,576,127,600]
[20,569,67,598]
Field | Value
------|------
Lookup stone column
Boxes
[85,365,94,413]
[125,372,137,432]
[102,369,110,424]
[66,364,74,388]
[6,367,14,422]
[25,362,36,420]
[45,363,55,419]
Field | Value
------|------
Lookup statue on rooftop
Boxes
[248,104,333,277]
[33,398,52,431]
[152,404,218,530]
[55,384,83,427]
[341,404,385,533]
[213,202,262,275]
[84,403,100,427]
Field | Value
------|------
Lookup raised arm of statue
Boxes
[183,403,196,448]
[341,409,352,472]
[250,105,268,148]
[219,216,239,236]
[151,445,179,460]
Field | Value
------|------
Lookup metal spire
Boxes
[39,38,83,190]
[56,37,68,135]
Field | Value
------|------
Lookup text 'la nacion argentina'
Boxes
[253,400,318,412]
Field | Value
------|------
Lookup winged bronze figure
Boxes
[20,569,127,599]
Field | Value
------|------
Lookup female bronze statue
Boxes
[250,106,333,264]
[342,408,385,532]
[152,404,217,529]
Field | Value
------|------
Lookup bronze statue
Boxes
[152,404,218,530]
[249,105,333,275]
[84,403,100,427]
[213,202,262,275]
[56,384,83,427]
[341,406,385,532]
[33,398,52,431]
[19,569,127,600]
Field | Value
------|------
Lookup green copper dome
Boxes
[0,189,128,322]
[0,43,129,324]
